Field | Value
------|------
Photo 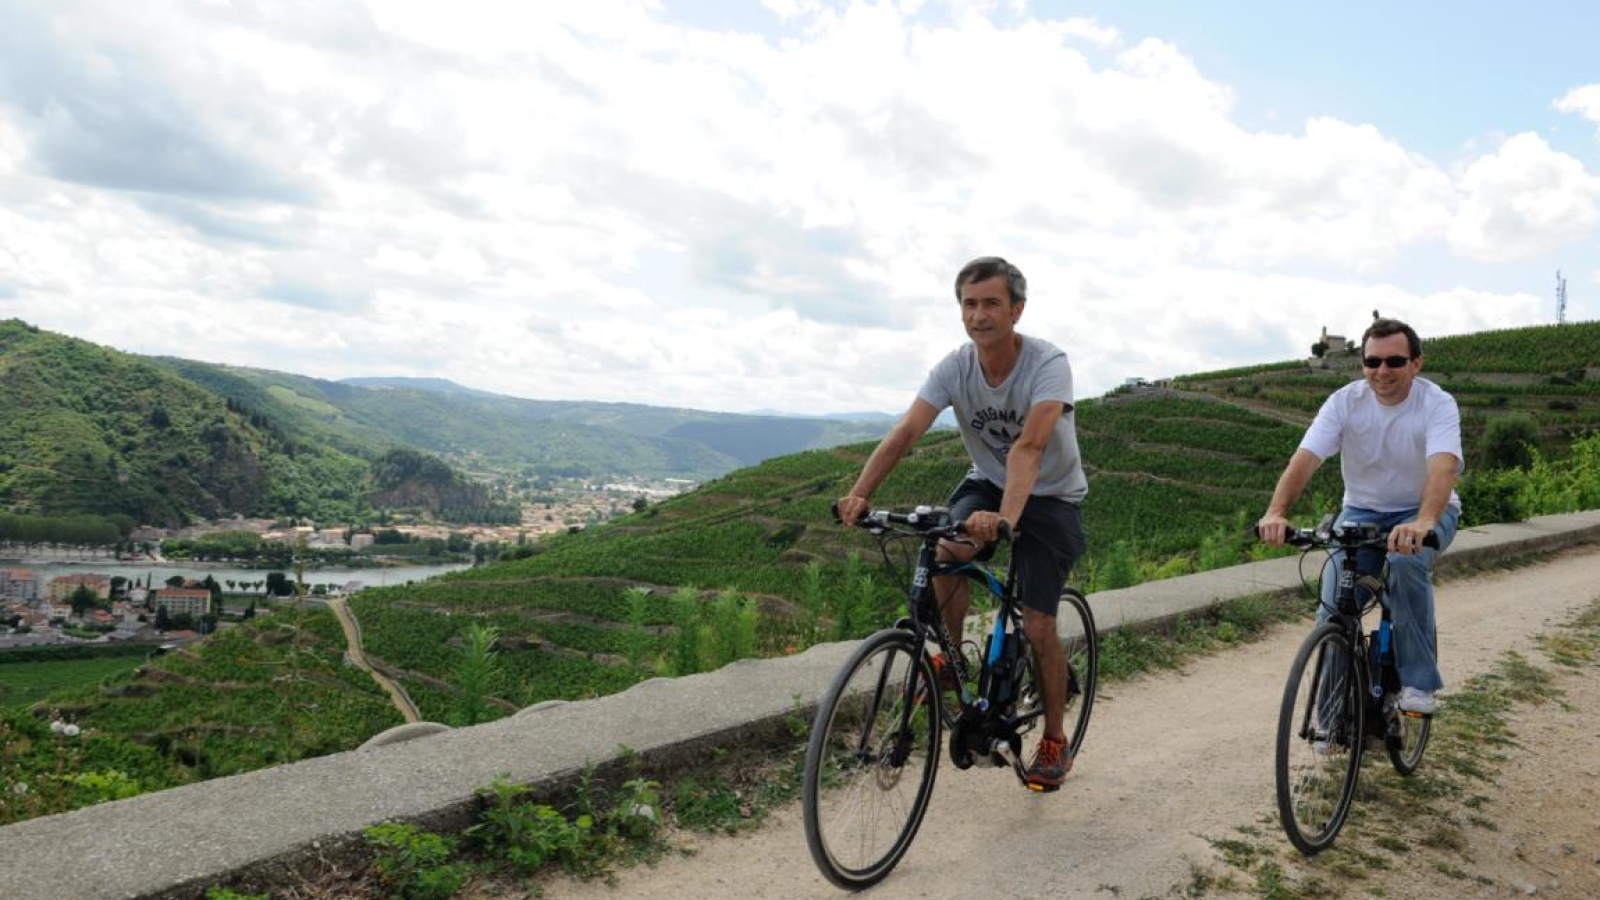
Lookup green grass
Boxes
[0,655,148,709]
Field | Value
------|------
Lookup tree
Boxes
[1481,414,1540,470]
[631,497,649,514]
[1310,340,1329,358]
[165,575,186,589]
[68,585,101,618]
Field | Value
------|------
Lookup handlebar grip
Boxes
[1423,531,1440,550]
[996,520,1013,543]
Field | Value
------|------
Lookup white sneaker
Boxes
[1397,687,1437,715]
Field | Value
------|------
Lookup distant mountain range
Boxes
[172,368,894,476]
[0,320,894,526]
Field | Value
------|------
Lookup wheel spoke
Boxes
[804,632,941,888]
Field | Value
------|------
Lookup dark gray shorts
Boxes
[946,477,1086,616]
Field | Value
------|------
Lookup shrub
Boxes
[1479,414,1539,470]
[363,822,470,900]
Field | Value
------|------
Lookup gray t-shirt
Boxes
[917,335,1088,503]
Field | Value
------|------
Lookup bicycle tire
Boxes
[1386,622,1434,775]
[1276,622,1365,855]
[1385,701,1431,774]
[1017,587,1097,757]
[802,629,941,889]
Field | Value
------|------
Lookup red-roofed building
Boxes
[47,574,113,602]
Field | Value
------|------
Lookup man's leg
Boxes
[940,478,1000,648]
[1022,607,1067,740]
[1012,496,1084,788]
[933,545,975,645]
[1388,505,1459,698]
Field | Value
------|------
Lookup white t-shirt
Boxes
[917,335,1087,503]
[1299,377,1463,512]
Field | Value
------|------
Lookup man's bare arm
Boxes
[1257,448,1325,545]
[961,401,1063,543]
[835,399,941,524]
[1389,452,1460,554]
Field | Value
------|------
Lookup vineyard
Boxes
[1177,320,1600,463]
[0,611,402,826]
[7,318,1595,827]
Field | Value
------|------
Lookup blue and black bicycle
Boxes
[802,505,1097,888]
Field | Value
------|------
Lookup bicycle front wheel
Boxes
[803,629,941,889]
[1276,623,1365,855]
[1018,587,1097,757]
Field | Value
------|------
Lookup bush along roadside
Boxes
[1188,595,1600,900]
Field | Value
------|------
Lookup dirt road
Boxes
[327,596,420,724]
[510,546,1600,900]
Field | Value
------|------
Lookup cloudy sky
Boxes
[2,0,1597,416]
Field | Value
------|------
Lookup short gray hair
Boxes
[954,256,1027,305]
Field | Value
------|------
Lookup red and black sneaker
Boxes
[1025,736,1073,791]
[930,652,961,693]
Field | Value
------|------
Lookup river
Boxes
[1,558,472,592]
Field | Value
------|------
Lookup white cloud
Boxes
[1447,133,1600,261]
[1554,84,1600,130]
[0,0,1594,414]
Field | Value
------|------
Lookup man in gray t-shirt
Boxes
[835,256,1088,789]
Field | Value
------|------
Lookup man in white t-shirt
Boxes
[1257,318,1463,714]
[836,256,1088,788]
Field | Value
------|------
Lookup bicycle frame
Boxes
[861,508,1035,775]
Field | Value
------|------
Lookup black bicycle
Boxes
[1272,517,1438,855]
[802,505,1098,889]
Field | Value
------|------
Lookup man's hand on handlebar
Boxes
[1387,520,1434,555]
[834,495,869,526]
[964,510,1010,544]
[1256,512,1293,547]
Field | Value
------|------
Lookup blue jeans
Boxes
[1317,505,1460,693]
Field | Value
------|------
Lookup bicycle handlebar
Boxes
[831,503,1012,543]
[1256,521,1440,551]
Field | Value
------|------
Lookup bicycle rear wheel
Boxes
[1276,623,1365,855]
[1385,697,1431,774]
[803,629,941,889]
[1018,587,1097,756]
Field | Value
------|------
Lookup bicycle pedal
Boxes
[1024,782,1061,794]
[1401,709,1432,719]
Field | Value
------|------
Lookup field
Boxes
[0,654,148,709]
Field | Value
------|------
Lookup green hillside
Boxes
[0,321,514,526]
[0,320,365,526]
[1176,320,1600,464]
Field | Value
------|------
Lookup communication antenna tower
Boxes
[1556,270,1567,325]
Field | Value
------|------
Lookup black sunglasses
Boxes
[1362,355,1412,369]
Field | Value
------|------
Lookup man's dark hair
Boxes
[954,256,1027,305]
[1362,317,1422,359]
